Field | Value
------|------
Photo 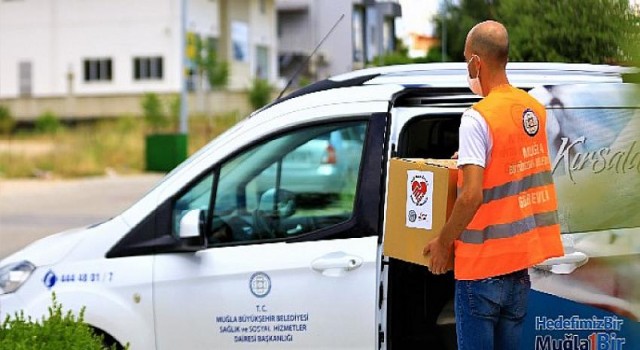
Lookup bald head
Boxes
[466,21,509,68]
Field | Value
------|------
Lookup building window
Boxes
[207,37,218,52]
[83,58,112,82]
[383,17,395,53]
[352,6,365,63]
[18,61,32,97]
[259,0,266,14]
[134,56,163,81]
[256,46,269,80]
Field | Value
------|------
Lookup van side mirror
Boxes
[178,209,205,239]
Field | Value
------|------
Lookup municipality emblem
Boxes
[249,272,271,298]
[522,108,539,136]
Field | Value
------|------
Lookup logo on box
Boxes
[406,170,434,230]
[410,175,429,206]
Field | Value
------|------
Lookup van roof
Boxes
[332,62,634,87]
[260,63,637,115]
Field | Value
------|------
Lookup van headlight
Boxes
[0,261,36,295]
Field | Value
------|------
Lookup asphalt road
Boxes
[0,174,164,260]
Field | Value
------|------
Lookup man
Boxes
[423,21,564,349]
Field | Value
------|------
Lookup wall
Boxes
[0,91,255,121]
[223,0,278,90]
[250,0,278,85]
[0,0,186,98]
[277,9,311,55]
[0,0,225,98]
[314,0,356,79]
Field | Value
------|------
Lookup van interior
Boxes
[386,114,461,349]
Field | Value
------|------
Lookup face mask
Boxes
[466,55,484,96]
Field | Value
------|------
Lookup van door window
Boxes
[398,116,460,159]
[173,121,367,246]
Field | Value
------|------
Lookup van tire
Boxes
[91,327,124,350]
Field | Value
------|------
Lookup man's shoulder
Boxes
[460,108,489,134]
[462,107,483,119]
[476,86,544,111]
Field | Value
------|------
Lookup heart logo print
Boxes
[411,180,428,205]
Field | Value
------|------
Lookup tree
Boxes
[370,39,447,67]
[433,0,639,64]
[204,47,229,89]
[192,34,229,90]
[141,93,169,133]
[434,0,498,62]
[248,79,272,111]
[0,105,15,136]
[191,33,229,115]
[497,0,639,64]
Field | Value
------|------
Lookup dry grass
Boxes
[0,112,241,179]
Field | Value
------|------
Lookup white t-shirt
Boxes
[457,108,492,168]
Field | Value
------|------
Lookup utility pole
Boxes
[180,0,189,134]
[441,0,447,62]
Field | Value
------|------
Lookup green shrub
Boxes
[35,111,62,134]
[208,60,229,89]
[248,78,272,111]
[168,95,181,132]
[141,92,169,133]
[0,105,15,136]
[0,293,121,349]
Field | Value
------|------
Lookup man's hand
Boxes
[422,164,484,275]
[423,235,454,275]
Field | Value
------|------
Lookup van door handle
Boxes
[533,251,589,274]
[311,252,363,277]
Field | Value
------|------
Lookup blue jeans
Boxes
[455,269,531,350]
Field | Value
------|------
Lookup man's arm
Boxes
[423,163,485,275]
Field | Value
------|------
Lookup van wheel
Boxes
[92,327,124,350]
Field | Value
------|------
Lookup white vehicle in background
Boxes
[254,125,366,198]
[1,63,638,349]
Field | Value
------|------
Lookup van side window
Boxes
[180,121,367,246]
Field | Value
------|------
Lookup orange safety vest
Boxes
[454,84,564,280]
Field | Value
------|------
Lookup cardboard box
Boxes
[383,158,458,267]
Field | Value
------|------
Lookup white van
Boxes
[1,63,638,349]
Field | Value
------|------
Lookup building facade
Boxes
[0,0,278,101]
[277,0,401,84]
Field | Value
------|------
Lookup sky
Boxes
[396,0,441,37]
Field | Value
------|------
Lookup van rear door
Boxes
[380,85,640,349]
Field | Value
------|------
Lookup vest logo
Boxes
[410,176,429,206]
[523,108,540,136]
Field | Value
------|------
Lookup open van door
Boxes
[523,83,640,349]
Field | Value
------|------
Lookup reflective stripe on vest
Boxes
[454,224,563,280]
[460,210,559,244]
[454,85,564,280]
[482,171,554,203]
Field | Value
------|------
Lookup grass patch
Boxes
[0,112,241,179]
